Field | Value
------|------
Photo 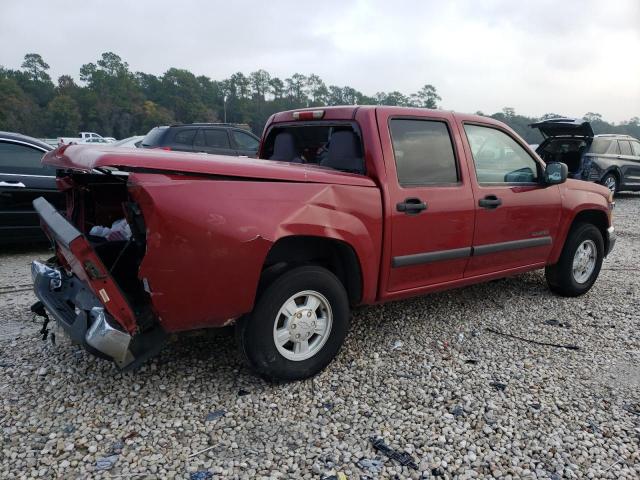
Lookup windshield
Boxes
[261,123,365,174]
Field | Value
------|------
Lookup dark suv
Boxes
[531,118,640,194]
[141,123,260,157]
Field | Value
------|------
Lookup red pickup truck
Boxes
[31,106,615,380]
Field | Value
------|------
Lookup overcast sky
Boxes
[1,0,639,122]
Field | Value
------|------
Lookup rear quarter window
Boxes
[588,138,611,155]
[141,127,168,146]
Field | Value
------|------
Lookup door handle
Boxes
[478,195,502,209]
[396,197,427,214]
[0,181,26,188]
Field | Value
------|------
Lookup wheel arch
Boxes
[260,235,363,305]
[601,167,622,186]
[559,209,610,262]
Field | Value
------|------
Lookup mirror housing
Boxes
[544,162,568,185]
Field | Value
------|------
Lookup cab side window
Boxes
[389,119,459,186]
[631,141,640,157]
[464,124,539,184]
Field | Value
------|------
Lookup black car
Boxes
[531,118,640,194]
[141,123,261,157]
[0,131,64,244]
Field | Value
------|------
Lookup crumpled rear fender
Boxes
[128,173,382,332]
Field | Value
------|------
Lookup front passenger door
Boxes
[460,123,562,277]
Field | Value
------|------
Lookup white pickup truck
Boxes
[57,132,114,145]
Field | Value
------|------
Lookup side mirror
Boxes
[544,162,568,185]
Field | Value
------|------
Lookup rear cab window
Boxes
[261,122,365,174]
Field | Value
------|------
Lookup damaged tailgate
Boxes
[33,196,137,334]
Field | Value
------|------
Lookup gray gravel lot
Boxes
[1,194,639,479]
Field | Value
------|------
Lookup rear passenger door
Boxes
[194,128,237,156]
[377,109,476,293]
[0,140,60,241]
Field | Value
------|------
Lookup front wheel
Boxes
[236,265,350,381]
[545,223,604,297]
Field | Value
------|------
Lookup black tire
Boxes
[236,265,350,381]
[545,223,604,297]
[601,172,618,195]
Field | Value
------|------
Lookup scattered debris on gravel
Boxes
[1,194,639,479]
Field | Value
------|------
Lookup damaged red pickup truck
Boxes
[31,106,616,380]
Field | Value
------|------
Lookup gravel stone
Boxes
[1,194,639,478]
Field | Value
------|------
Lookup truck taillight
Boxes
[292,110,325,120]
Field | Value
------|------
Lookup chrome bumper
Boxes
[31,261,134,368]
[606,226,616,256]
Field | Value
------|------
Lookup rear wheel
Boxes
[236,265,350,381]
[545,223,604,297]
[601,173,618,195]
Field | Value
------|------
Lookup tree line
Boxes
[1,52,638,144]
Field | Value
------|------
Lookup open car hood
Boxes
[529,118,594,138]
[42,145,375,187]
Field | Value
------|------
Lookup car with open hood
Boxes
[531,118,640,194]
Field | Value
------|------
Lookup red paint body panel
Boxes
[128,173,382,332]
[42,144,375,188]
[38,106,613,335]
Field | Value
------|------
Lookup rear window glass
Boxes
[619,140,633,155]
[589,138,611,155]
[632,141,640,156]
[141,127,168,146]
[389,119,458,185]
[261,123,364,174]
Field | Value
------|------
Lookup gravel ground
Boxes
[1,195,639,480]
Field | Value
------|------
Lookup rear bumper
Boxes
[606,226,616,256]
[31,261,134,368]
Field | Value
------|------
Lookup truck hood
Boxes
[42,145,376,187]
[529,118,594,138]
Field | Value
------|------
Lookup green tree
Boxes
[411,84,441,108]
[46,95,81,136]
